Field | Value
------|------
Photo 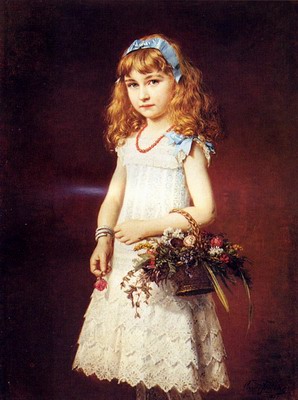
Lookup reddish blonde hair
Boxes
[105,34,222,149]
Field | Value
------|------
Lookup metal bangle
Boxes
[95,230,114,239]
[96,226,114,237]
[95,232,109,241]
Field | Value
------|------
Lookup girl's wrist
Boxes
[95,235,113,246]
[142,212,193,238]
[142,219,162,238]
[95,225,115,241]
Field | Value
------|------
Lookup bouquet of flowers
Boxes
[121,209,253,324]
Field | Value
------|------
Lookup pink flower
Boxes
[148,258,156,269]
[220,254,229,264]
[94,277,108,291]
[147,249,156,255]
[210,236,223,248]
[183,234,196,247]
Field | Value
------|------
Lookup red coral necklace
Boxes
[136,124,173,153]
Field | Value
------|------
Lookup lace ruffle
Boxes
[115,134,213,169]
[116,138,180,169]
[73,288,229,394]
[136,383,204,400]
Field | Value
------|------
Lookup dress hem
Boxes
[72,365,230,394]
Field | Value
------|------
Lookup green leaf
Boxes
[137,253,151,260]
[134,259,150,271]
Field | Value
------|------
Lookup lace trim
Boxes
[73,293,229,393]
[73,358,229,394]
[116,140,180,170]
[136,382,205,400]
[115,135,213,169]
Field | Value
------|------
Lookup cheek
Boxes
[127,91,136,105]
[161,89,174,107]
[127,91,133,104]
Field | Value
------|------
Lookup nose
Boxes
[139,85,150,101]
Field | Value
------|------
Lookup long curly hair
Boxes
[105,34,222,150]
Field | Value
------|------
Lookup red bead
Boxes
[135,124,173,153]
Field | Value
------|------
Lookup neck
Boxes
[145,117,173,133]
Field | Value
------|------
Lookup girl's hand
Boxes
[90,236,113,278]
[114,220,146,245]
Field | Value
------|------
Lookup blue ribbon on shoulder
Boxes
[164,131,193,156]
[165,131,215,156]
[204,140,216,154]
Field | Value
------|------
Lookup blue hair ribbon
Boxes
[124,38,182,83]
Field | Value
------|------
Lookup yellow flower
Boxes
[232,244,243,251]
[134,241,155,251]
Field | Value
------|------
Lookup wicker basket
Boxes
[170,209,215,296]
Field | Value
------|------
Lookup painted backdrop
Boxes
[2,1,297,399]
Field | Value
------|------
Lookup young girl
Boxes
[73,34,230,400]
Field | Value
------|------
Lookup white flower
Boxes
[163,227,174,237]
[172,228,184,239]
[209,246,224,256]
[161,227,184,244]
[160,236,170,244]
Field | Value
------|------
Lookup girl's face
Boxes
[124,69,175,123]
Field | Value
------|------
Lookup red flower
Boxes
[148,258,156,269]
[220,254,229,264]
[147,249,156,256]
[94,277,108,291]
[211,236,223,248]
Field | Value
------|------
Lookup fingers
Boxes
[113,224,129,243]
[114,228,123,240]
[90,253,112,277]
[124,239,135,245]
[114,224,120,232]
[114,225,122,236]
[114,223,140,245]
[90,256,101,277]
[117,236,138,245]
[99,255,108,274]
[116,235,129,243]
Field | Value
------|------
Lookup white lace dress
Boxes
[72,136,230,399]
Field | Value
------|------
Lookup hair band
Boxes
[124,38,182,83]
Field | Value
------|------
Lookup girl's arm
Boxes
[90,157,126,277]
[114,143,215,244]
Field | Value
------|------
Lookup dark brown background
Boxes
[1,1,297,399]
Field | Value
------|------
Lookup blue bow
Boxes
[165,132,216,158]
[204,140,216,154]
[125,38,182,83]
[165,132,194,156]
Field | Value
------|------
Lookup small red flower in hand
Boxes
[94,277,108,291]
[211,236,223,248]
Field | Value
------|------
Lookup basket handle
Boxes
[170,208,201,243]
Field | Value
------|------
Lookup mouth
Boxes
[140,104,154,108]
